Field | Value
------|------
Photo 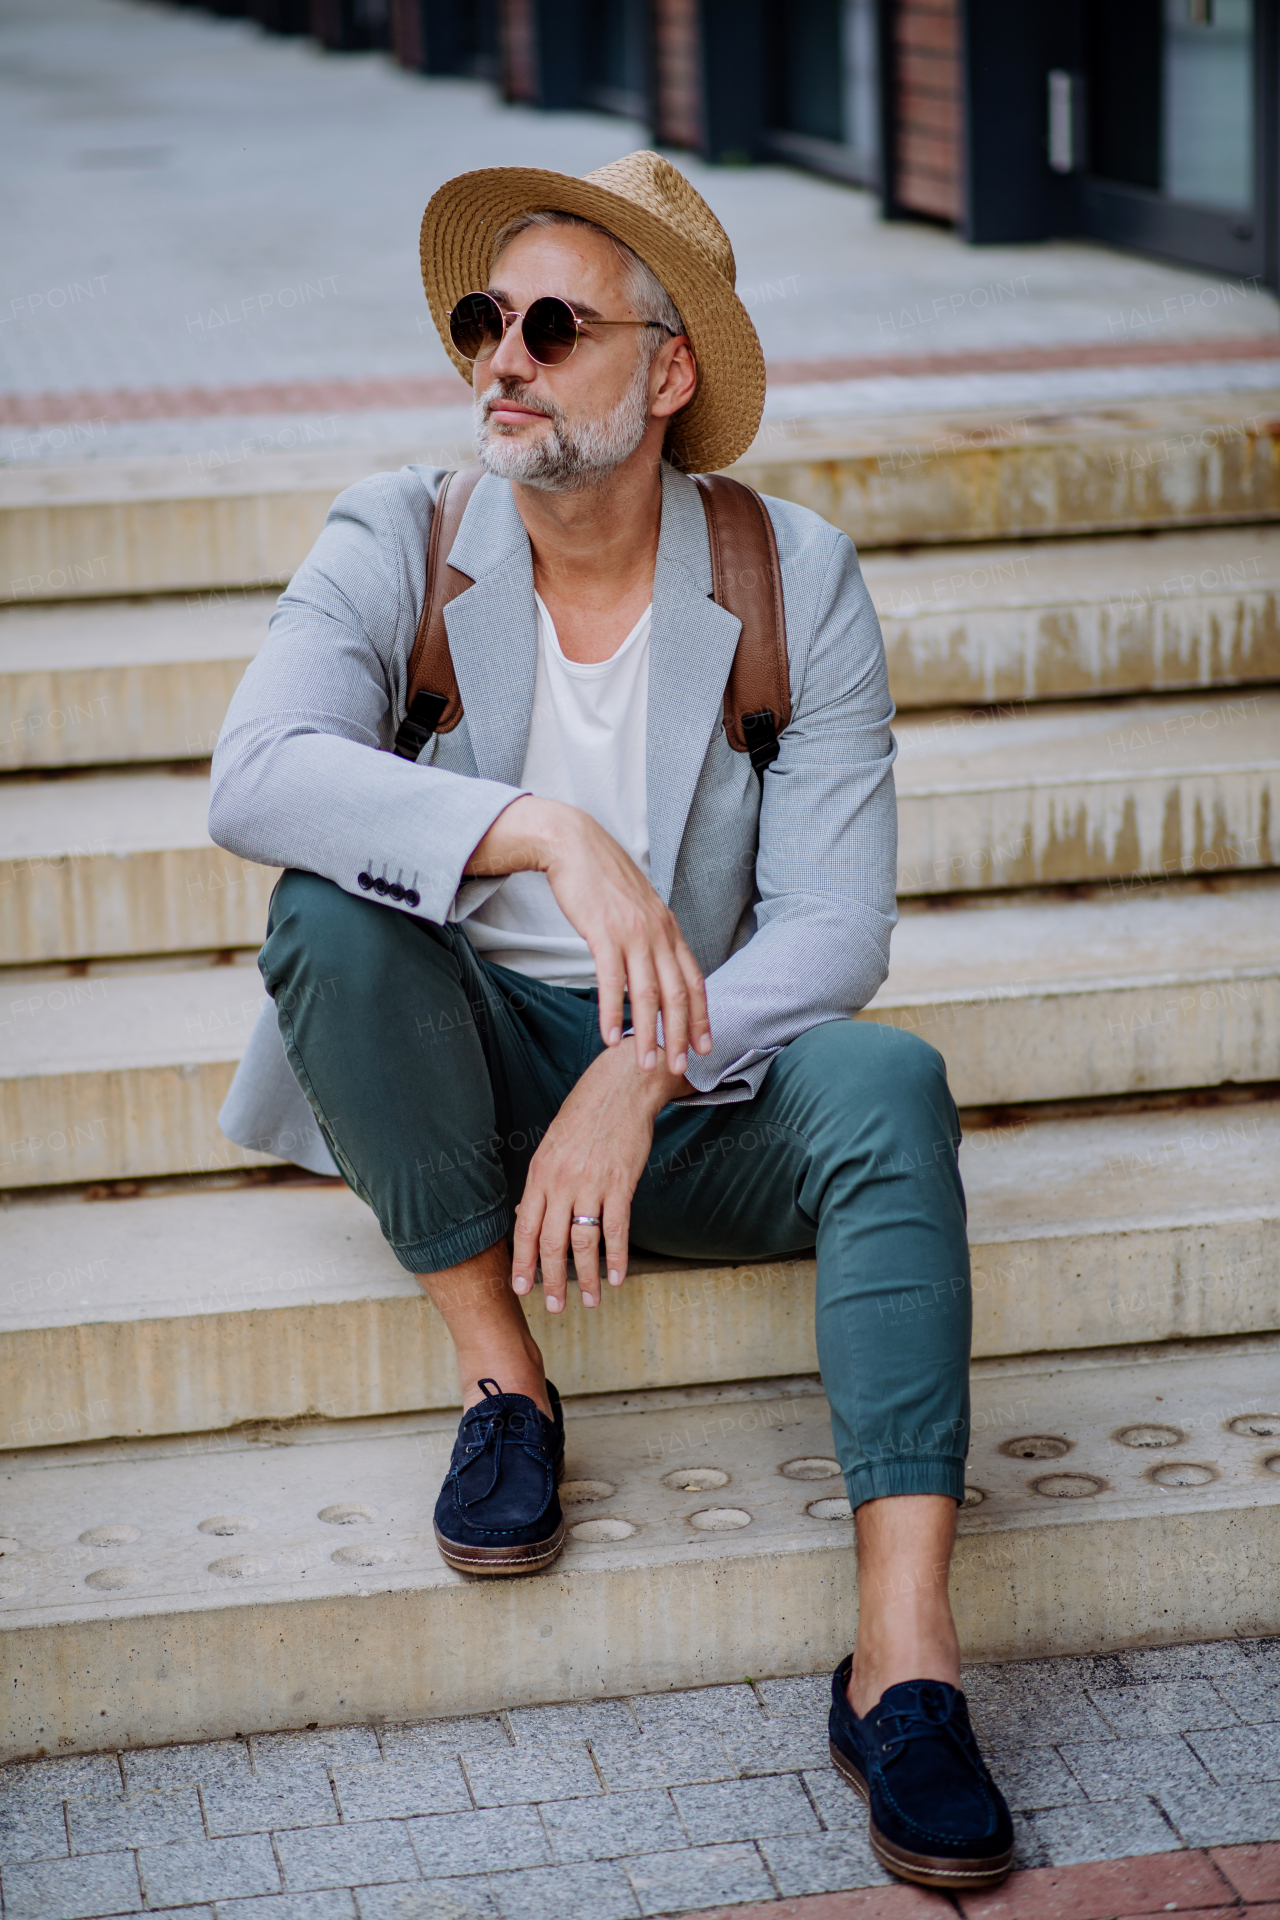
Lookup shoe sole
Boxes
[828,1739,1014,1891]
[433,1452,568,1579]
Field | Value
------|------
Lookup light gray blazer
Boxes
[210,461,897,1175]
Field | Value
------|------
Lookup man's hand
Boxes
[465,795,712,1073]
[511,1041,690,1310]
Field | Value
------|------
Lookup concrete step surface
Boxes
[0,591,270,771]
[3,1341,1278,1758]
[7,394,1280,602]
[863,524,1280,708]
[2,1098,1275,1447]
[0,769,277,962]
[4,873,1277,1187]
[894,687,1279,894]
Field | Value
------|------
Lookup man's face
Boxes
[471,223,685,491]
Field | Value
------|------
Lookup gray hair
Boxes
[491,210,685,362]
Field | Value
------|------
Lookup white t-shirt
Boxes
[462,591,651,985]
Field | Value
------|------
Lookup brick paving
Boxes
[1,1639,1277,1917]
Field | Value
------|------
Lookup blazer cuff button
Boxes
[404,889,421,908]
[357,872,373,890]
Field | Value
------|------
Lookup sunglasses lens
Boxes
[523,296,579,366]
[449,293,504,362]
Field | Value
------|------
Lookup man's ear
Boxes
[651,336,698,420]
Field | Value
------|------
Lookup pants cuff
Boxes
[843,1459,966,1511]
[392,1201,512,1275]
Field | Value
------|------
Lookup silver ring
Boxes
[572,1214,602,1228]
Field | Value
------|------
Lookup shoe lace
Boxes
[454,1379,539,1506]
[875,1684,977,1767]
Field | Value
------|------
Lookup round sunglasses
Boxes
[449,290,675,368]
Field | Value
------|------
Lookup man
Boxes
[211,151,1013,1889]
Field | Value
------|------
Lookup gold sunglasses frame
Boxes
[449,290,677,366]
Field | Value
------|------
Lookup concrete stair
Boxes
[3,390,1279,1757]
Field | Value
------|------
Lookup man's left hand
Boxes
[511,1043,691,1311]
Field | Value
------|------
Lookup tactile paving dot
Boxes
[1227,1413,1280,1438]
[1030,1472,1105,1498]
[207,1554,271,1578]
[688,1507,752,1531]
[197,1515,257,1536]
[318,1503,377,1525]
[661,1467,729,1491]
[570,1517,636,1542]
[78,1524,140,1546]
[1115,1424,1185,1448]
[780,1457,840,1480]
[1264,1454,1280,1476]
[331,1544,395,1567]
[84,1566,145,1590]
[1000,1435,1071,1461]
[961,1486,987,1508]
[1147,1461,1218,1488]
[0,1576,27,1599]
[806,1496,853,1520]
[560,1480,616,1503]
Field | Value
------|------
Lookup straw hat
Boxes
[420,150,764,474]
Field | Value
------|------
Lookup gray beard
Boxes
[472,363,651,493]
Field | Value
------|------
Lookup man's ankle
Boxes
[461,1366,551,1419]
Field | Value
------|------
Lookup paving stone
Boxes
[759,1827,892,1896]
[506,1701,638,1746]
[672,1773,821,1845]
[486,1858,640,1920]
[539,1787,687,1863]
[987,1745,1086,1813]
[722,1718,831,1776]
[1186,1724,1280,1786]
[139,1834,281,1907]
[1058,1735,1211,1802]
[957,1847,1237,1919]
[0,1849,142,1920]
[753,1674,832,1719]
[963,1656,1132,1706]
[1029,1796,1183,1867]
[461,1742,601,1808]
[1209,1840,1280,1901]
[67,1785,205,1853]
[0,1796,68,1866]
[623,1840,775,1915]
[379,1719,509,1764]
[407,1805,551,1878]
[631,1685,765,1741]
[588,1732,738,1793]
[1208,1668,1280,1726]
[251,1728,382,1778]
[1086,1680,1244,1738]
[1010,1810,1053,1871]
[275,1821,421,1892]
[355,1880,497,1920]
[333,1761,472,1823]
[1158,1783,1280,1848]
[220,1896,356,1920]
[1118,1642,1259,1683]
[202,1773,340,1835]
[123,1740,252,1792]
[0,1754,123,1808]
[801,1767,864,1832]
[968,1697,1117,1750]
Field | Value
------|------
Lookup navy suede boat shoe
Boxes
[828,1656,1013,1889]
[433,1378,566,1577]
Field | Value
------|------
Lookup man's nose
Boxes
[487,312,538,382]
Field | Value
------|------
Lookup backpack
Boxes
[392,468,791,773]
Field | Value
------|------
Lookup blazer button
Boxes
[373,877,389,895]
[404,888,420,908]
[357,872,373,890]
[388,882,405,901]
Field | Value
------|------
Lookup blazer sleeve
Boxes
[680,525,897,1101]
[207,465,526,924]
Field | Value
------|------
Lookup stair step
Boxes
[2,1099,1275,1445]
[863,525,1280,708]
[4,1342,1278,1758]
[5,875,1277,1188]
[0,771,277,962]
[0,592,269,771]
[895,688,1279,894]
[7,396,1280,603]
[878,874,1279,1105]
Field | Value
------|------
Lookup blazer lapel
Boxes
[646,466,742,903]
[442,474,537,787]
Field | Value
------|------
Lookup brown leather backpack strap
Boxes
[392,465,483,760]
[693,474,791,772]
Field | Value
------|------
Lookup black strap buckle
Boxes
[741,708,780,775]
[393,689,448,761]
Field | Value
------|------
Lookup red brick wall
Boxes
[652,0,703,151]
[893,0,964,223]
